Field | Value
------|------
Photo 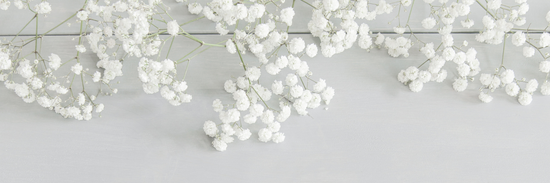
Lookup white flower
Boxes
[525,79,538,93]
[0,0,10,10]
[453,52,466,64]
[215,23,229,35]
[275,56,288,68]
[286,73,298,86]
[233,90,247,101]
[323,0,339,11]
[91,71,101,82]
[290,85,304,98]
[523,46,535,57]
[77,11,89,21]
[272,80,284,95]
[540,33,550,48]
[539,61,550,73]
[518,3,529,15]
[479,73,492,86]
[457,64,470,77]
[245,67,261,81]
[188,3,203,14]
[258,128,272,142]
[226,39,236,54]
[249,104,264,117]
[268,122,281,132]
[393,26,406,34]
[479,92,493,103]
[71,63,83,75]
[255,24,269,38]
[167,20,179,36]
[288,38,305,54]
[512,31,526,46]
[95,103,104,113]
[409,80,423,92]
[261,110,274,124]
[77,93,85,106]
[14,0,24,9]
[280,7,295,26]
[266,63,281,75]
[505,83,520,97]
[461,19,474,28]
[500,69,514,84]
[35,2,51,14]
[237,129,251,141]
[212,99,224,112]
[247,4,265,21]
[442,47,456,61]
[306,44,318,57]
[47,53,61,70]
[321,86,335,104]
[271,132,285,143]
[487,0,501,10]
[203,121,218,137]
[219,109,240,124]
[422,17,436,29]
[418,71,431,83]
[518,91,532,105]
[313,79,327,93]
[236,77,249,89]
[75,45,86,53]
[433,69,448,82]
[453,78,468,92]
[243,114,257,124]
[221,124,235,136]
[224,80,237,93]
[405,66,419,80]
[541,82,550,95]
[212,139,227,151]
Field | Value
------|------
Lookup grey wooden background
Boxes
[1,0,550,182]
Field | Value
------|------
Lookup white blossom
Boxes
[539,61,550,73]
[518,91,532,105]
[479,92,493,103]
[271,132,285,143]
[203,120,218,137]
[258,128,272,142]
[167,20,179,36]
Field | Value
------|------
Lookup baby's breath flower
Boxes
[166,20,179,36]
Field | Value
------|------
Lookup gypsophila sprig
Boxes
[3,0,550,152]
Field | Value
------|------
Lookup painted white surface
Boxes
[1,34,550,182]
[2,0,550,182]
[1,0,548,35]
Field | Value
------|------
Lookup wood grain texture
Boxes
[0,0,548,35]
[1,34,550,182]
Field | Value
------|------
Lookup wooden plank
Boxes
[0,0,548,35]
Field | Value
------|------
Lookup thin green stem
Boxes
[10,14,37,42]
[166,36,175,59]
[234,40,247,71]
[405,0,416,26]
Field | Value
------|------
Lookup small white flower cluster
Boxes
[306,0,389,57]
[138,58,192,106]
[475,0,530,45]
[0,0,200,120]
[194,0,334,151]
[205,72,333,151]
[477,69,538,105]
